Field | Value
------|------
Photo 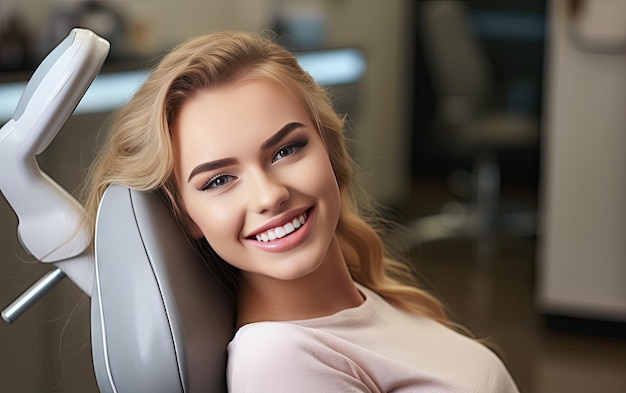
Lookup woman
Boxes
[82,31,519,392]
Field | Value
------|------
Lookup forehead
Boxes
[172,78,312,165]
[175,79,308,136]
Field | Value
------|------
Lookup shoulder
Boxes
[229,322,317,359]
[227,322,371,392]
[228,322,336,376]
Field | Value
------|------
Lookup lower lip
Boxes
[247,209,313,252]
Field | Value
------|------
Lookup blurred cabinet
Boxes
[537,0,626,330]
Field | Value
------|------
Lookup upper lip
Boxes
[245,206,311,238]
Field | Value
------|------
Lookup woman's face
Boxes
[173,78,341,285]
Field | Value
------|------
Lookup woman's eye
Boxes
[272,138,308,163]
[273,146,296,162]
[200,174,236,191]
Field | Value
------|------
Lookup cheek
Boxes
[306,156,341,214]
[327,179,342,223]
[188,200,241,242]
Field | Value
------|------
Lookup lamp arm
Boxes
[0,29,109,321]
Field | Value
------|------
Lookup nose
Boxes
[247,171,289,214]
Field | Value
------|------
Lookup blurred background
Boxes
[1,0,624,391]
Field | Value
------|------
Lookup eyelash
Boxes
[198,137,309,191]
[200,174,236,191]
[272,138,308,163]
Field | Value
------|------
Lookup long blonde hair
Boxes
[82,30,459,331]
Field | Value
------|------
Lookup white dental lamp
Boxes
[0,28,108,320]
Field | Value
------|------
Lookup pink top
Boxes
[227,284,519,392]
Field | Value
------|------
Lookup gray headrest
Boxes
[92,184,235,392]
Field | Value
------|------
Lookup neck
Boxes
[236,238,363,328]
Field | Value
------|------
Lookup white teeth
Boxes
[254,212,307,242]
[284,222,295,234]
[275,226,286,238]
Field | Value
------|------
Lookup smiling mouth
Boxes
[252,211,309,242]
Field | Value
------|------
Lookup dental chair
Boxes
[0,29,235,392]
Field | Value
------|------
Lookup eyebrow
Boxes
[260,122,304,151]
[187,157,238,183]
[187,122,304,183]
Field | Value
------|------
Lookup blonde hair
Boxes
[82,30,460,331]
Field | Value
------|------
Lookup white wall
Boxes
[325,0,412,205]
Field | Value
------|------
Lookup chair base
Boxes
[407,150,537,260]
[407,201,537,262]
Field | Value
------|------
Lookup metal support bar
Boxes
[2,267,66,323]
